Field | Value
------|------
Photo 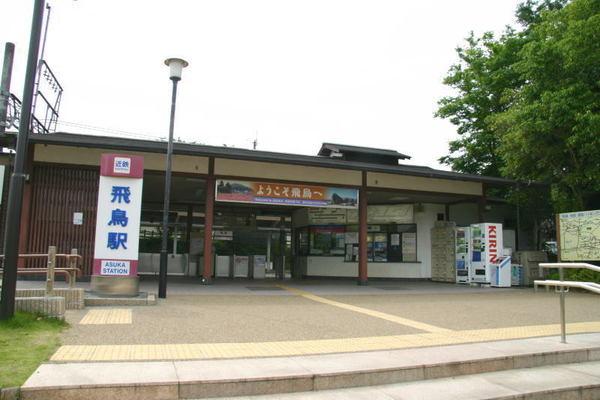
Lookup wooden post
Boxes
[358,171,368,285]
[46,245,56,295]
[69,248,78,288]
[556,214,562,263]
[279,216,286,280]
[203,174,215,283]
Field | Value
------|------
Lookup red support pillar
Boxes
[358,171,368,285]
[202,159,215,283]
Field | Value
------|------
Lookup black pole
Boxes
[516,183,521,252]
[158,78,179,299]
[0,43,16,134]
[0,0,46,320]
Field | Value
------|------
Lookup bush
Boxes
[547,268,600,284]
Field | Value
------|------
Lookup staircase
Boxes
[20,333,600,400]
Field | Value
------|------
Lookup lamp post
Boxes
[158,57,188,299]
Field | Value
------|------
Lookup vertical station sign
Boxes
[93,154,144,278]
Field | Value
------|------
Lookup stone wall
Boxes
[514,251,548,286]
[15,296,65,320]
[16,288,84,310]
[431,221,456,283]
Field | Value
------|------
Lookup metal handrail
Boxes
[535,262,600,343]
[540,262,600,273]
[535,280,600,294]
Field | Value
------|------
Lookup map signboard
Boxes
[558,209,600,261]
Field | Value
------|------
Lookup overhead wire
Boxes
[55,120,166,141]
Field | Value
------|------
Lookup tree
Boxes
[495,0,600,211]
[437,0,599,212]
[435,29,525,176]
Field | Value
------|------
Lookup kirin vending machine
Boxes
[455,227,471,284]
[470,223,504,284]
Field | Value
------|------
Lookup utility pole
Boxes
[0,0,47,320]
[0,43,15,134]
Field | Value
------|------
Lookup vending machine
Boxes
[455,227,471,284]
[470,223,503,284]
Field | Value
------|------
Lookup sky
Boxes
[1,0,521,169]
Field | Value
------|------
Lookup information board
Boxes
[347,204,413,224]
[559,209,600,261]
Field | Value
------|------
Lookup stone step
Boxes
[20,333,600,400]
[83,291,156,306]
[218,360,600,399]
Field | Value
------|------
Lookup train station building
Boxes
[0,132,524,283]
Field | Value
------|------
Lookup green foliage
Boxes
[437,0,600,213]
[436,29,524,176]
[547,268,600,283]
[0,312,67,388]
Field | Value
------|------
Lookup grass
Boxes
[0,312,68,388]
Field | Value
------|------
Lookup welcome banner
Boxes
[215,179,358,208]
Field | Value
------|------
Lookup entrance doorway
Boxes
[211,208,292,280]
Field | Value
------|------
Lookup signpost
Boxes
[91,154,144,296]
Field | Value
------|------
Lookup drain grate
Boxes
[246,286,284,291]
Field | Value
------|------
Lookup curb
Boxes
[0,387,20,400]
[19,342,600,399]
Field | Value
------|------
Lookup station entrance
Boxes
[136,172,293,280]
[209,205,292,280]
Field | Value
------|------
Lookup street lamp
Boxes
[158,57,188,299]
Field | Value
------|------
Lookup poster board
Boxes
[401,232,417,262]
[308,208,348,224]
[558,209,600,261]
[347,204,413,224]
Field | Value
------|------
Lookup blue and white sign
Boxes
[93,154,144,276]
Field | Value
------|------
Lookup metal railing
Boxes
[535,262,600,343]
[5,93,49,134]
[0,246,82,288]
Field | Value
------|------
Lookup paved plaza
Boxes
[18,278,600,362]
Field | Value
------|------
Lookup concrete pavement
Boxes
[50,280,600,347]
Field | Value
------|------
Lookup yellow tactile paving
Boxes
[277,284,451,333]
[51,321,600,362]
[79,309,132,325]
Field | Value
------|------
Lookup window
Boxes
[297,223,417,262]
[310,226,345,256]
[345,224,417,263]
[371,233,388,262]
[297,228,309,256]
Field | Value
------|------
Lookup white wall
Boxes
[301,203,445,279]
